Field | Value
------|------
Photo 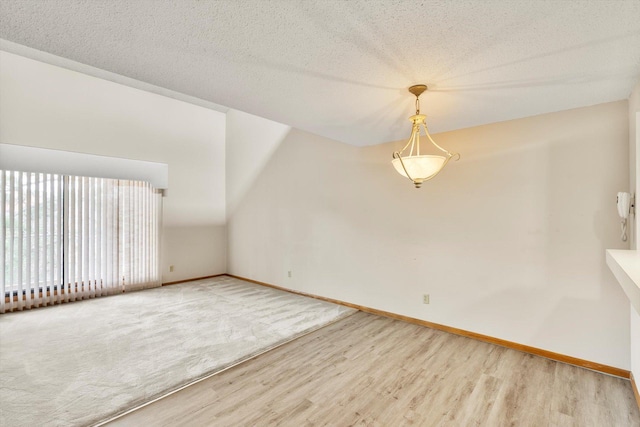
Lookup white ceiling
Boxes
[1,0,639,146]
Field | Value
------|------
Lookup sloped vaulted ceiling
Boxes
[1,0,639,146]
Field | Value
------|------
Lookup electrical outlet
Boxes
[288,270,292,278]
[169,265,174,272]
[423,294,430,304]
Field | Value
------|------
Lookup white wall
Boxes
[162,225,227,281]
[0,51,227,283]
[632,306,640,382]
[226,109,291,219]
[629,81,640,382]
[227,101,631,369]
[630,81,640,250]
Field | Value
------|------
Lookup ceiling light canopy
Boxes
[392,85,459,188]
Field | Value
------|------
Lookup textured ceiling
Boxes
[1,0,640,146]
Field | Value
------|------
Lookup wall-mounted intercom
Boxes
[617,192,634,242]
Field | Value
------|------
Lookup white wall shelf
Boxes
[606,250,640,315]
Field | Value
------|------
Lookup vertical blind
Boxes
[1,170,161,313]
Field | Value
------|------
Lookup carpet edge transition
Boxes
[93,299,357,426]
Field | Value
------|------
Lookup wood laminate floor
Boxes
[109,311,640,426]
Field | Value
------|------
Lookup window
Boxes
[1,170,161,313]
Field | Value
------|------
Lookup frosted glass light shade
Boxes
[392,155,446,180]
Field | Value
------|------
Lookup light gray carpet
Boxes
[0,276,356,427]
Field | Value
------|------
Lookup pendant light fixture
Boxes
[392,85,459,188]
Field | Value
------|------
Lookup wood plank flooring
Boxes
[108,312,640,426]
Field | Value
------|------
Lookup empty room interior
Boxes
[1,1,640,426]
